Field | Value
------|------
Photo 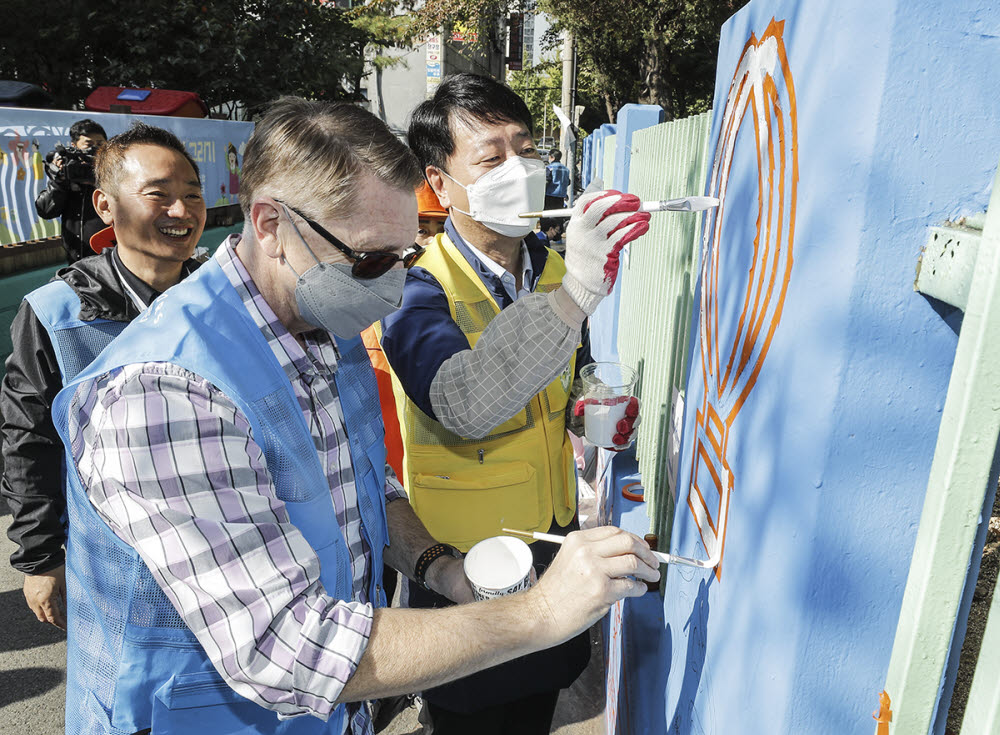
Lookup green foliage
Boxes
[539,0,641,122]
[507,62,562,142]
[0,0,747,126]
[540,0,749,122]
[394,0,514,59]
[507,57,605,143]
[349,1,422,48]
[348,1,422,76]
[417,0,512,40]
[0,0,368,116]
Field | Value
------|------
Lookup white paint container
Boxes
[464,536,534,600]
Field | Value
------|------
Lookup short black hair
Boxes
[540,217,563,233]
[408,73,534,173]
[69,119,107,143]
[95,122,200,194]
[549,149,562,161]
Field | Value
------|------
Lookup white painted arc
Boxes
[701,33,794,413]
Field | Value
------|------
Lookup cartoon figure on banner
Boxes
[14,138,33,238]
[31,140,44,179]
[226,142,241,203]
[2,134,30,244]
[686,18,799,579]
[9,135,27,181]
[27,138,59,240]
[0,206,13,246]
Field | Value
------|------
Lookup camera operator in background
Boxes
[35,119,108,263]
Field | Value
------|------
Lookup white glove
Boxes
[561,190,651,315]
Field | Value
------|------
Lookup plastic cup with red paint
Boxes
[579,362,639,449]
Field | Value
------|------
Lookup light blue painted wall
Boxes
[581,134,594,190]
[612,105,666,192]
[592,124,616,189]
[608,1,1000,733]
[591,108,664,363]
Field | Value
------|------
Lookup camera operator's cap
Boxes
[416,181,447,220]
[90,226,117,254]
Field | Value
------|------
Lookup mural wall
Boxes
[0,108,253,246]
[608,0,1000,733]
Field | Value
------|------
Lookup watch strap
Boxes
[414,543,460,590]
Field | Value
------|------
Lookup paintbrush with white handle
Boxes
[501,528,712,568]
[518,196,720,220]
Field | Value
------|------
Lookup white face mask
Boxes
[444,156,546,238]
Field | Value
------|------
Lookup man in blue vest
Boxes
[1,122,205,630]
[545,148,571,209]
[51,97,660,735]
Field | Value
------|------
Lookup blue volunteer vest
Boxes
[52,257,389,735]
[25,279,129,383]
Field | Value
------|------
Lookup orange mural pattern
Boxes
[687,18,799,579]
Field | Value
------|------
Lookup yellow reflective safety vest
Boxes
[386,232,577,551]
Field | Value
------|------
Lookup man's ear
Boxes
[93,189,114,226]
[250,199,284,260]
[425,166,452,210]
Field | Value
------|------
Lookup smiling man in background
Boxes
[1,122,205,629]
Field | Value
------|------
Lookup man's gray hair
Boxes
[240,97,422,220]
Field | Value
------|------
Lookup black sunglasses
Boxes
[280,202,425,279]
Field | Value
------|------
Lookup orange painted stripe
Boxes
[686,17,799,579]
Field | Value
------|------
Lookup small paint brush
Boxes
[518,196,720,220]
[501,528,711,568]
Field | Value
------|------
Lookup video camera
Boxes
[45,144,97,191]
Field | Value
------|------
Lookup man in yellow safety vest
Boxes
[381,73,650,734]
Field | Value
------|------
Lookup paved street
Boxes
[0,496,67,735]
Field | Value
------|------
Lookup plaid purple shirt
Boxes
[68,236,404,732]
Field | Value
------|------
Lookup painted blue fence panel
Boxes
[611,104,665,192]
[590,107,665,364]
[591,124,616,190]
[607,1,1000,734]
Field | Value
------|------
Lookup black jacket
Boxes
[0,250,198,574]
[34,174,103,263]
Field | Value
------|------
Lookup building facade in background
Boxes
[362,26,508,138]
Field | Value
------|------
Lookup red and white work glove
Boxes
[573,395,641,451]
[561,191,651,315]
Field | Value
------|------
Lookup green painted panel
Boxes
[882,162,1000,733]
[615,112,712,543]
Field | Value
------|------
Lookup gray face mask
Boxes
[282,211,405,338]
